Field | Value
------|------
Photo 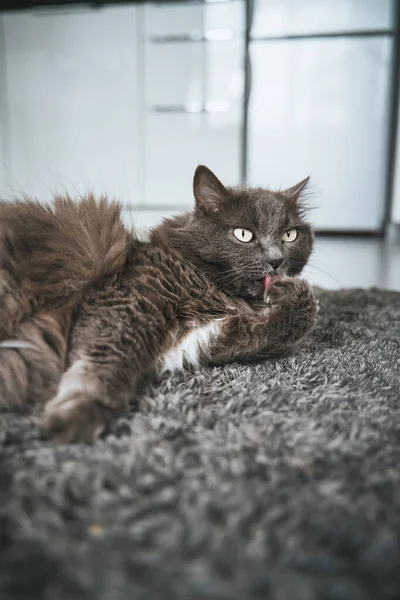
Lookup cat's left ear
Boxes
[282,176,310,198]
[193,165,230,213]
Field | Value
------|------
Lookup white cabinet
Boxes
[0,16,8,198]
[141,1,245,207]
[248,36,393,230]
[391,98,400,224]
[3,7,138,204]
[252,0,394,38]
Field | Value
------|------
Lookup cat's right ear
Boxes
[282,176,310,199]
[193,165,229,213]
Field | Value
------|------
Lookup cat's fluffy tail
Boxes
[0,194,134,330]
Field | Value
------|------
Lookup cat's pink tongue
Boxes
[264,274,282,290]
[264,276,272,290]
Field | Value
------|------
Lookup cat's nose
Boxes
[268,257,283,271]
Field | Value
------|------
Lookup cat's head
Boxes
[155,165,314,301]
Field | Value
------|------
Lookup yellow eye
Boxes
[233,228,254,243]
[282,228,298,242]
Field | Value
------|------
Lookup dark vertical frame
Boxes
[383,0,400,233]
[240,0,252,185]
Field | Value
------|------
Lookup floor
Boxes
[124,209,400,292]
[2,287,398,599]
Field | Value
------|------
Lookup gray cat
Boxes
[0,165,317,443]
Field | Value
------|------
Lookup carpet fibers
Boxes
[0,288,399,600]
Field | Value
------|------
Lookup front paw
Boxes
[40,392,114,444]
[265,277,318,336]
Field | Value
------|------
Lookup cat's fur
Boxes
[0,166,317,443]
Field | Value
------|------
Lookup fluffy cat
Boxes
[0,166,317,443]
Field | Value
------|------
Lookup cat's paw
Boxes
[265,277,318,336]
[265,276,313,307]
[40,392,114,444]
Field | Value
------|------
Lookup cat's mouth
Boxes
[246,274,283,299]
[236,274,284,300]
[264,274,283,290]
[246,274,280,299]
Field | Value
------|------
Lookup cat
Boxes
[0,165,317,443]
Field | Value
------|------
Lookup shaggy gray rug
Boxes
[0,287,399,600]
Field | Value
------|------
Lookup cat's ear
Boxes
[193,165,229,213]
[282,176,310,198]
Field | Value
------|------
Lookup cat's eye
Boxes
[233,228,254,243]
[282,228,298,243]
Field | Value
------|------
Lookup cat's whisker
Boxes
[214,268,243,283]
[216,266,242,276]
[215,268,257,286]
[302,260,342,287]
[215,271,239,281]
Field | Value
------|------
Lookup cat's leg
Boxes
[0,313,66,411]
[40,291,170,443]
[204,277,318,365]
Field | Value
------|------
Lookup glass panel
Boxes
[145,39,244,108]
[144,111,242,206]
[4,7,138,204]
[391,101,400,224]
[252,0,395,38]
[247,37,392,231]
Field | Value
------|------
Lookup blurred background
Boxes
[0,0,399,289]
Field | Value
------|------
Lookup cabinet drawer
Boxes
[145,38,244,109]
[145,42,203,107]
[143,111,242,207]
[144,1,244,40]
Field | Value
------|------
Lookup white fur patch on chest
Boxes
[159,319,223,374]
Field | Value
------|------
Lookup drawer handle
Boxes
[149,101,235,113]
[150,29,237,43]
